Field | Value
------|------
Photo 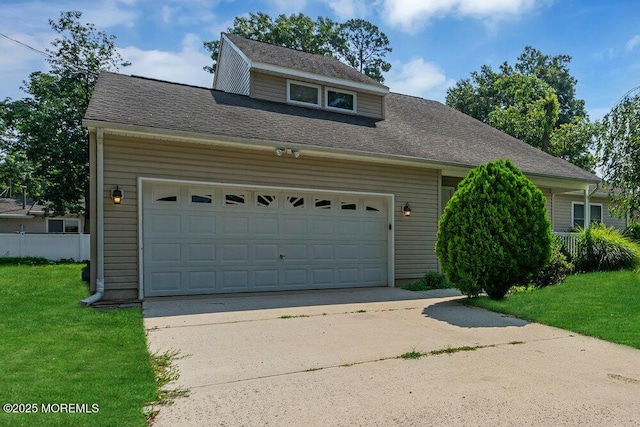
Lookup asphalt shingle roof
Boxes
[223,33,388,90]
[84,72,598,183]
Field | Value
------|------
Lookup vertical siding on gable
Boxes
[214,39,250,95]
[100,135,439,298]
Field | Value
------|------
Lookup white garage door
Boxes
[142,182,390,296]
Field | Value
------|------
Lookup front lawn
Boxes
[0,264,156,426]
[464,270,640,349]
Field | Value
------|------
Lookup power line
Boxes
[0,31,52,58]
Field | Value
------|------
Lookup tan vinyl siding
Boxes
[100,134,439,296]
[251,72,286,103]
[553,194,627,232]
[357,92,384,119]
[251,71,384,119]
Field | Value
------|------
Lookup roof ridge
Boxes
[223,32,331,58]
[125,73,212,90]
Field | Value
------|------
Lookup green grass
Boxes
[463,270,640,349]
[0,265,156,426]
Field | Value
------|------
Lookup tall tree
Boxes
[596,88,640,220]
[203,12,392,82]
[446,46,591,169]
[0,11,129,227]
[341,19,392,82]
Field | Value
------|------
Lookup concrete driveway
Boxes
[144,288,640,426]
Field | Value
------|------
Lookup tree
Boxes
[548,118,597,173]
[596,88,640,221]
[446,47,591,169]
[488,73,559,151]
[203,12,392,82]
[341,19,392,83]
[436,159,552,299]
[0,11,129,226]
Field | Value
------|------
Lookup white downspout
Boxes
[81,128,105,305]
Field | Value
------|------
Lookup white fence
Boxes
[553,232,580,258]
[0,233,90,261]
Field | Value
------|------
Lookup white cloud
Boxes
[384,57,455,101]
[625,35,640,52]
[326,0,369,19]
[381,0,538,32]
[119,33,213,88]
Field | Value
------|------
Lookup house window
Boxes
[326,88,356,112]
[47,219,80,233]
[572,203,603,228]
[287,81,321,107]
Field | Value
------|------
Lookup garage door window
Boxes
[190,192,213,204]
[286,196,305,209]
[256,194,277,208]
[153,188,179,203]
[315,198,332,209]
[341,200,357,211]
[225,194,246,206]
[365,201,382,212]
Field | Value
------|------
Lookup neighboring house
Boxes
[0,197,83,234]
[83,33,600,302]
[0,196,88,260]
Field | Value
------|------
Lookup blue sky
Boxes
[1,0,639,120]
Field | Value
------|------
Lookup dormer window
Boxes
[287,80,321,107]
[326,88,356,113]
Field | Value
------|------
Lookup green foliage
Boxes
[488,74,559,151]
[0,11,129,218]
[0,256,54,265]
[436,159,552,299]
[445,46,592,169]
[548,118,598,173]
[574,223,640,272]
[402,272,451,291]
[530,237,574,288]
[596,88,640,220]
[623,222,640,243]
[203,12,392,82]
[341,19,392,82]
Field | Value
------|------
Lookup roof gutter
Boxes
[81,128,105,306]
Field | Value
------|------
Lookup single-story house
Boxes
[0,196,83,234]
[82,33,602,303]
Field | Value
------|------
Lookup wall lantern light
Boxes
[111,186,124,204]
[402,202,411,217]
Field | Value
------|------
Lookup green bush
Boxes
[530,237,574,288]
[0,257,54,265]
[575,223,640,272]
[436,159,552,299]
[623,222,640,243]
[403,272,451,291]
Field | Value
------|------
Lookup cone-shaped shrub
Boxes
[436,159,552,299]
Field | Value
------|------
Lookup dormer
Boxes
[213,33,390,119]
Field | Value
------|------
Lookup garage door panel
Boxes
[187,244,216,262]
[186,215,216,235]
[254,270,279,287]
[222,244,249,262]
[186,271,216,290]
[221,270,249,289]
[254,244,278,261]
[219,217,249,235]
[143,183,389,296]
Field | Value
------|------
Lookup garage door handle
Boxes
[279,254,286,260]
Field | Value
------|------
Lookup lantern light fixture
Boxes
[112,186,124,204]
[402,202,411,217]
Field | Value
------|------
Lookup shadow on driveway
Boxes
[422,299,528,328]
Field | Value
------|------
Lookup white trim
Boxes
[286,80,322,108]
[571,201,603,228]
[254,62,389,95]
[138,177,395,297]
[325,86,357,114]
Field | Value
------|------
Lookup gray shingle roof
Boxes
[84,72,598,183]
[0,197,44,216]
[224,33,388,90]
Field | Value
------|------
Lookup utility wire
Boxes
[0,31,52,58]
